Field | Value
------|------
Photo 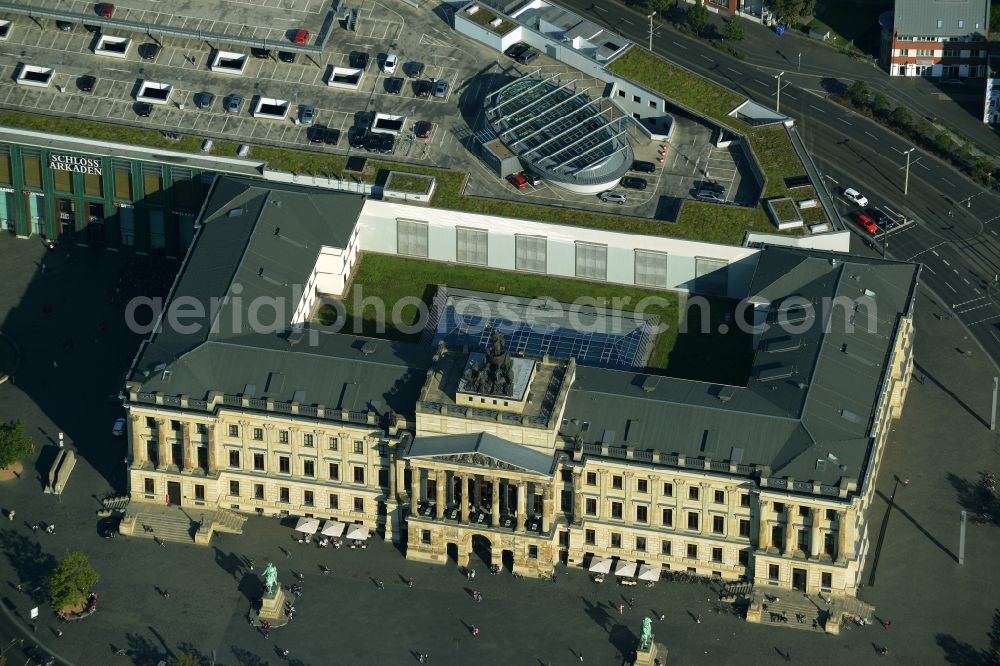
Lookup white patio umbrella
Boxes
[614,560,637,578]
[588,557,613,574]
[320,520,345,537]
[345,523,370,540]
[294,517,320,534]
[637,564,661,582]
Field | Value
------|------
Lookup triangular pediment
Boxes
[423,452,534,474]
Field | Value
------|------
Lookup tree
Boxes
[49,550,99,611]
[171,654,202,666]
[888,105,912,129]
[650,0,674,14]
[992,2,1000,35]
[871,91,892,118]
[723,17,745,42]
[846,80,871,107]
[0,419,33,470]
[766,0,816,25]
[687,2,709,36]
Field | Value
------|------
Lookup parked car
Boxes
[299,104,316,125]
[112,417,126,437]
[507,173,529,190]
[695,188,726,203]
[56,20,74,31]
[324,127,341,145]
[621,176,647,190]
[414,80,431,98]
[78,75,96,93]
[250,47,272,60]
[432,79,449,98]
[278,51,297,64]
[225,94,244,114]
[599,191,627,204]
[134,102,152,118]
[516,49,538,65]
[24,645,55,666]
[505,42,530,59]
[385,77,403,95]
[138,42,160,62]
[407,62,425,78]
[96,2,115,18]
[350,51,369,69]
[195,91,215,109]
[309,125,327,143]
[414,120,433,139]
[382,53,398,74]
[350,127,368,148]
[842,187,868,207]
[854,211,878,234]
[524,172,541,187]
[376,133,395,153]
[631,160,656,173]
[292,29,309,45]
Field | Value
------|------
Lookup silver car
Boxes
[226,95,244,114]
[599,191,627,204]
[300,105,316,125]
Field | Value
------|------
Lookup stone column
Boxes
[490,476,500,527]
[206,424,217,475]
[541,486,551,533]
[460,474,470,523]
[436,470,446,519]
[410,465,421,505]
[572,470,584,524]
[516,481,527,532]
[155,419,167,469]
[130,415,144,464]
[758,500,769,550]
[181,423,194,472]
[783,504,794,555]
[474,474,482,509]
[837,509,854,562]
[810,508,822,559]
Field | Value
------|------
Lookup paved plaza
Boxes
[0,234,998,665]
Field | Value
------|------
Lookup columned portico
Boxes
[155,419,167,470]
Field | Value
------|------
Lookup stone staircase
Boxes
[121,507,196,543]
[212,507,247,534]
[756,591,829,633]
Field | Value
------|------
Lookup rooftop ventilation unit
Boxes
[756,365,795,382]
[361,341,378,356]
[717,385,736,402]
[227,208,243,217]
[839,408,861,424]
[641,375,661,393]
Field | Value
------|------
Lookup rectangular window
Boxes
[329,493,339,509]
[694,256,728,296]
[826,509,836,521]
[421,529,432,544]
[53,167,74,194]
[637,479,648,493]
[171,420,181,432]
[711,547,723,563]
[278,430,289,444]
[632,94,641,103]
[515,234,547,273]
[768,564,779,581]
[171,168,199,209]
[586,472,597,486]
[253,428,263,441]
[821,572,832,589]
[329,463,340,480]
[229,480,240,496]
[329,437,339,451]
[144,478,154,494]
[397,218,429,257]
[353,497,364,512]
[663,482,673,497]
[610,533,622,548]
[635,505,648,523]
[303,460,315,477]
[661,540,671,556]
[740,493,750,508]
[194,485,205,501]
[354,440,365,454]
[661,508,673,527]
[303,490,314,506]
[527,545,538,559]
[612,475,623,490]
[636,536,647,551]
[575,242,608,280]
[142,164,163,204]
[634,249,669,288]
[279,487,290,503]
[714,490,725,504]
[585,498,597,515]
[456,226,488,265]
[228,424,239,437]
[112,161,132,200]
[0,148,11,184]
[648,100,657,109]
[253,453,265,471]
[712,515,725,534]
[279,456,290,474]
[688,486,700,501]
[936,19,943,28]
[686,543,698,559]
[611,501,623,519]
[228,450,240,468]
[799,506,810,518]
[254,484,264,499]
[585,529,596,545]
[687,512,699,531]
[739,518,750,537]
[774,502,784,514]
[22,151,42,189]
[83,170,102,197]
[353,466,365,484]
[618,89,626,98]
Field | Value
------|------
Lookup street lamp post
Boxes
[647,12,656,52]
[774,71,785,114]
[903,147,915,195]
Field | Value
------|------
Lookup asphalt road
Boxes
[556,0,1000,366]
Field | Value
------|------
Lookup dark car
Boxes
[56,20,74,31]
[138,42,160,61]
[516,49,538,65]
[350,127,368,148]
[621,176,647,190]
[24,645,55,666]
[250,47,272,59]
[414,120,433,139]
[414,80,431,98]
[350,51,369,69]
[385,77,403,95]
[78,75,96,92]
[195,91,215,109]
[309,125,326,143]
[278,51,297,64]
[324,127,341,145]
[364,132,382,152]
[505,42,529,59]
[371,133,394,153]
[631,160,656,173]
[407,62,425,78]
[134,102,152,118]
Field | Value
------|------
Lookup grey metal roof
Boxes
[560,246,919,487]
[407,432,555,475]
[893,0,989,37]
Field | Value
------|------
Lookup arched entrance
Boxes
[471,534,493,567]
[501,549,515,572]
[446,542,460,564]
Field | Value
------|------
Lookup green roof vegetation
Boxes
[464,5,517,35]
[768,198,800,222]
[385,172,433,194]
[329,253,752,384]
[608,48,823,224]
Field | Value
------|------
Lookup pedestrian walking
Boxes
[619,603,625,615]
[882,619,892,630]
[56,630,63,638]
[471,625,480,637]
[418,655,425,664]
[16,583,22,592]
[695,614,702,624]
[902,478,910,487]
[281,648,290,657]
[628,596,635,608]
[46,524,55,534]
[6,509,13,521]
[658,613,665,621]
[248,558,255,571]
[31,523,39,533]
[162,590,170,599]
[422,655,428,663]
[579,653,584,662]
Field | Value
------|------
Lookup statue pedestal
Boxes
[634,642,667,666]
[259,586,287,621]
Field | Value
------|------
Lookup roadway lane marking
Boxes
[837,117,852,125]
[924,265,936,274]
[964,277,972,285]
[942,258,950,266]
[968,313,1000,326]
[946,281,958,293]
[621,18,633,25]
[671,41,688,50]
[864,131,878,140]
[809,104,824,113]
[783,92,797,100]
[975,287,982,294]
[932,250,939,256]
[593,5,608,11]
[700,54,714,62]
[941,177,955,187]
[727,67,741,74]
[917,162,930,171]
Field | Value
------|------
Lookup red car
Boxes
[97,3,115,18]
[414,121,433,139]
[292,29,310,45]
[506,173,529,190]
[854,212,878,234]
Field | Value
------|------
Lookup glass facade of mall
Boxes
[0,142,218,256]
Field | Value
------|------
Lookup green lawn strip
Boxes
[676,201,779,238]
[746,125,808,198]
[385,173,433,194]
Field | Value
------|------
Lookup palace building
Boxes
[122,175,918,608]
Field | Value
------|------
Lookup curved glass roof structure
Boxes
[485,77,633,189]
